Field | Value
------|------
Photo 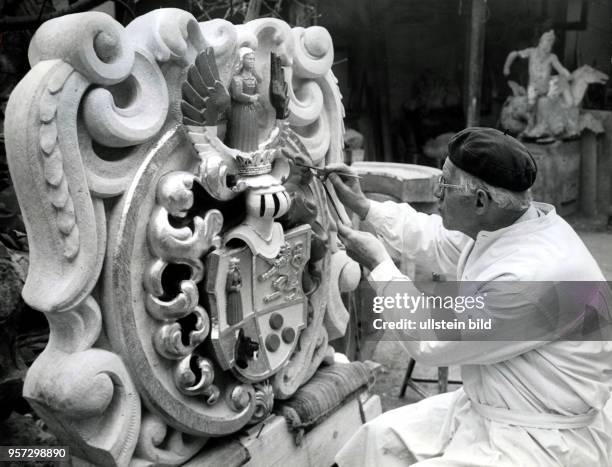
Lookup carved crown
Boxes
[234,149,277,176]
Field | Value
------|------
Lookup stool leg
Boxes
[438,367,448,394]
[399,359,416,398]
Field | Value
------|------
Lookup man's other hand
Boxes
[325,163,370,220]
[337,223,391,271]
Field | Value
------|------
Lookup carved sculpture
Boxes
[501,30,609,139]
[5,9,359,465]
[228,47,262,151]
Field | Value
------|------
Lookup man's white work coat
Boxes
[335,201,612,466]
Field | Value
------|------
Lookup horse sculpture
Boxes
[501,65,608,140]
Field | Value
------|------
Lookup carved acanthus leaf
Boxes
[249,381,274,425]
[154,306,210,359]
[149,171,223,260]
[174,355,220,404]
[146,279,199,322]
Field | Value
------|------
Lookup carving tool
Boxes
[292,161,354,225]
[294,162,362,180]
[322,179,352,226]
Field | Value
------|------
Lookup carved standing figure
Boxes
[225,257,243,326]
[503,30,570,132]
[229,47,262,152]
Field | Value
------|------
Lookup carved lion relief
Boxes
[5,8,360,466]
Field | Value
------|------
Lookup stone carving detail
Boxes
[37,63,79,260]
[134,411,208,465]
[5,8,358,466]
[23,297,140,466]
[250,380,275,424]
[501,29,609,140]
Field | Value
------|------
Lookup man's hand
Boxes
[325,163,370,219]
[337,223,391,271]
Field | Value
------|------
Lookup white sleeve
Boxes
[363,200,469,278]
[367,259,409,296]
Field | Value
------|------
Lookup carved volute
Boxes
[5,9,360,466]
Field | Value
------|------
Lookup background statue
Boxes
[228,47,263,151]
[501,30,608,139]
[503,30,570,133]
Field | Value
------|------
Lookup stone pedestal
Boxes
[526,140,581,216]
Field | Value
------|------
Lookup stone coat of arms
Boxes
[4,8,362,465]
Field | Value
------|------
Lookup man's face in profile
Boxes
[437,160,475,235]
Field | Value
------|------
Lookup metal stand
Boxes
[399,359,462,399]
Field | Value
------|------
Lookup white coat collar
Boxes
[456,202,556,280]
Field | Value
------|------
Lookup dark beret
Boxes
[447,127,537,191]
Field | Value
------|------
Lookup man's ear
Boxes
[474,189,489,213]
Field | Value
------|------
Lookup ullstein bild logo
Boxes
[372,317,493,332]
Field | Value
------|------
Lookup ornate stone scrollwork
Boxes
[6,7,358,465]
[250,380,275,424]
[134,411,208,466]
[154,305,210,359]
[23,297,141,466]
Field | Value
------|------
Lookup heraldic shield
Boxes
[206,225,311,382]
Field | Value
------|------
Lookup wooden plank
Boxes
[183,440,250,467]
[465,0,487,126]
[241,394,381,467]
[580,131,598,217]
[590,111,612,217]
[188,393,381,466]
[367,0,393,162]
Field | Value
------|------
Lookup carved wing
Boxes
[181,47,230,126]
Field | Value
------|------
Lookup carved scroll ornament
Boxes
[5,8,357,466]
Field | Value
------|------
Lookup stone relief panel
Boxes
[5,8,359,466]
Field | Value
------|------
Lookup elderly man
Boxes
[330,127,612,466]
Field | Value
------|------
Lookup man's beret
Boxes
[447,127,537,191]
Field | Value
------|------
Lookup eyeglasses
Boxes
[433,176,492,201]
[433,176,467,199]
